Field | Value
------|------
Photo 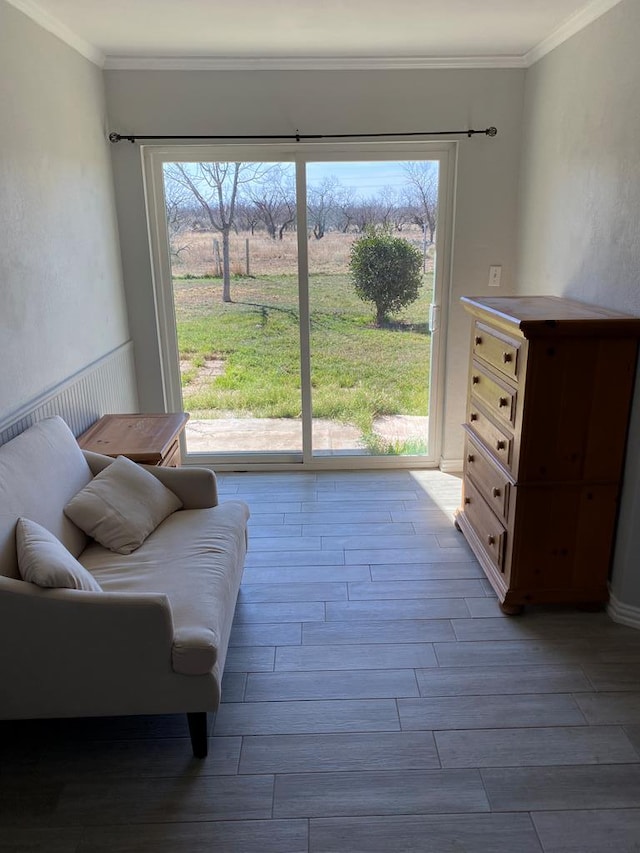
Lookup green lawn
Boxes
[174,273,432,435]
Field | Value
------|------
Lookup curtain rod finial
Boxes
[108,132,136,143]
[486,126,498,137]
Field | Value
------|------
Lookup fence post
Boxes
[245,238,250,276]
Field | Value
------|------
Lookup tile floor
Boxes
[2,469,640,852]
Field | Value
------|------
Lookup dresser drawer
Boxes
[464,435,511,522]
[160,439,181,467]
[462,477,507,571]
[470,360,517,427]
[472,322,521,381]
[466,410,514,471]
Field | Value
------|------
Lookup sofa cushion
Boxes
[80,500,250,675]
[16,518,103,592]
[65,455,183,555]
[0,417,93,580]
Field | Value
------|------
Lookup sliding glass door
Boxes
[160,160,303,459]
[306,159,437,459]
[143,143,454,468]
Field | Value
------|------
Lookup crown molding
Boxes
[103,54,527,71]
[524,0,624,66]
[6,0,626,73]
[5,0,104,65]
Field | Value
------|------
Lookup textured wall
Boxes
[517,0,640,612]
[0,1,135,422]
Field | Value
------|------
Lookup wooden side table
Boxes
[78,413,190,467]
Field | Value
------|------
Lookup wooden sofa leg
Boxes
[187,712,208,758]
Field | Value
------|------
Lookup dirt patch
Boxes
[181,355,225,393]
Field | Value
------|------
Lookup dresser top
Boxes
[461,295,640,338]
[78,413,189,462]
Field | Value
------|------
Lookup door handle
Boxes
[429,304,440,333]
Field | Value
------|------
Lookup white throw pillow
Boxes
[64,455,182,554]
[16,518,103,592]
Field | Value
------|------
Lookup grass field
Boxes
[174,271,433,437]
[170,228,434,452]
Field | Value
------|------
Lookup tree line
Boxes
[164,161,438,302]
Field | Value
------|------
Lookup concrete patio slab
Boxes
[185,416,428,454]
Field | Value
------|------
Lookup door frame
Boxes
[142,141,457,470]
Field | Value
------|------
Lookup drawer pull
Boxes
[487,535,496,546]
[492,487,501,498]
[475,335,482,345]
[496,440,506,450]
[499,397,509,407]
[464,497,471,505]
[470,412,478,422]
[503,352,512,363]
[472,375,480,385]
[467,454,475,463]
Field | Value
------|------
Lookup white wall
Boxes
[0,1,134,422]
[518,0,640,611]
[104,67,525,461]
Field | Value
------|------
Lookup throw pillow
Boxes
[64,455,182,554]
[16,518,103,592]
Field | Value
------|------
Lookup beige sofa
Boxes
[0,416,249,757]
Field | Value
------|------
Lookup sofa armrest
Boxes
[141,465,219,509]
[81,450,219,508]
[172,626,218,675]
[0,577,176,718]
[82,448,117,476]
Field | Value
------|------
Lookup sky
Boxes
[164,159,439,201]
[306,160,438,198]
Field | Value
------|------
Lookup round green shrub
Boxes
[349,230,423,326]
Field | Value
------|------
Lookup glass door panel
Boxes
[306,160,438,458]
[162,161,302,456]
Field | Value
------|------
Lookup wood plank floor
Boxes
[2,469,640,852]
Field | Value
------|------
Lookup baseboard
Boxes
[440,458,463,474]
[0,341,137,446]
[607,590,640,631]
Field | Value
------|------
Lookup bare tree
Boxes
[352,196,381,234]
[375,186,403,231]
[164,161,270,302]
[235,201,261,236]
[249,165,296,240]
[163,177,192,261]
[393,201,414,232]
[307,176,340,240]
[402,162,439,244]
[335,186,357,233]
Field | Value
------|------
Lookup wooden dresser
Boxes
[454,296,640,614]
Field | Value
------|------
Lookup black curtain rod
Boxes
[108,127,497,144]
